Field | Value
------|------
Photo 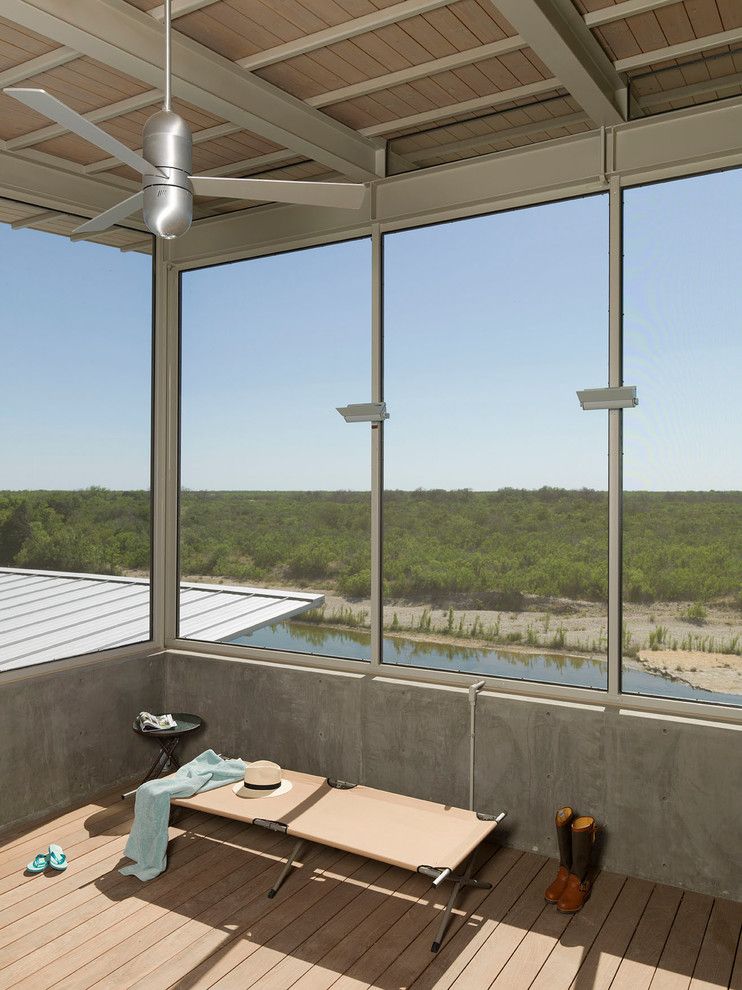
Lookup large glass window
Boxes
[0,220,152,671]
[179,240,371,660]
[623,171,742,707]
[382,197,610,688]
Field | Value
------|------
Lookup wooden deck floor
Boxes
[1,791,741,990]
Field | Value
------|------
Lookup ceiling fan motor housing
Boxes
[142,109,194,238]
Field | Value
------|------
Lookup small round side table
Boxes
[132,712,203,787]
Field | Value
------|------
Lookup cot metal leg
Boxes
[267,840,306,899]
[429,849,493,953]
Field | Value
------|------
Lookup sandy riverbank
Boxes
[177,573,742,697]
[320,594,742,697]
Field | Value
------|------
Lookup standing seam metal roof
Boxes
[0,567,324,671]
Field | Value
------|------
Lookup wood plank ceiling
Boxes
[0,0,739,249]
[574,0,742,115]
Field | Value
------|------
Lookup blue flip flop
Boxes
[27,853,49,873]
[48,844,67,872]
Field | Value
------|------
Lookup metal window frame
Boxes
[0,220,159,680]
[157,96,742,726]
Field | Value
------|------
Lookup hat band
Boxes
[243,780,280,790]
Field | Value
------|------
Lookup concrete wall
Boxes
[166,651,742,901]
[0,652,164,832]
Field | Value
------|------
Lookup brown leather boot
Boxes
[544,806,575,903]
[557,816,597,913]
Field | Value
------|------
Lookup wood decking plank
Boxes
[236,864,413,990]
[609,883,685,990]
[0,787,125,853]
[0,810,210,952]
[326,848,509,990]
[528,871,627,990]
[729,929,742,990]
[448,860,555,988]
[363,846,520,990]
[408,852,547,990]
[688,897,742,990]
[0,811,225,969]
[0,802,134,878]
[0,808,134,895]
[0,796,738,990]
[201,857,389,989]
[487,885,575,989]
[288,869,438,990]
[566,875,655,990]
[648,891,715,990]
[38,832,315,990]
[125,844,353,990]
[0,819,286,977]
[6,819,286,990]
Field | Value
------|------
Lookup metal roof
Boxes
[0,568,323,671]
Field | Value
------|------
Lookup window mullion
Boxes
[608,174,624,699]
[370,223,384,668]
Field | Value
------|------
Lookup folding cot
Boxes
[172,768,506,951]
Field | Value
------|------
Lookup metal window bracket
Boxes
[577,386,638,410]
[336,401,389,423]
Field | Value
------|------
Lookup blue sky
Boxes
[3,168,741,492]
[0,227,151,489]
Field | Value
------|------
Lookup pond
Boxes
[231,620,741,707]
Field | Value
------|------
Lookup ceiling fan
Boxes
[3,0,367,240]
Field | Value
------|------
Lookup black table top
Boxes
[132,712,203,737]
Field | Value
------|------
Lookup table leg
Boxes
[133,734,182,792]
[159,736,181,773]
[267,840,307,899]
[140,746,169,786]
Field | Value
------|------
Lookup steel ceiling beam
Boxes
[10,208,63,228]
[584,0,684,28]
[405,110,589,163]
[2,0,384,180]
[59,39,532,173]
[360,78,562,137]
[615,27,742,73]
[0,146,147,230]
[491,0,627,125]
[6,89,162,150]
[0,45,77,86]
[149,0,221,20]
[236,0,454,72]
[636,70,742,109]
[307,36,529,109]
[169,94,742,269]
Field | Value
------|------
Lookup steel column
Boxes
[607,175,623,698]
[370,221,384,668]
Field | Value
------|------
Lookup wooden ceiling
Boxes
[575,0,742,115]
[0,0,739,249]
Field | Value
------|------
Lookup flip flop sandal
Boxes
[27,853,49,873]
[48,844,67,872]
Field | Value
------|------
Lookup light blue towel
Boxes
[120,749,246,881]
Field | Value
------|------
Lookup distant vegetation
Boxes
[1,487,741,607]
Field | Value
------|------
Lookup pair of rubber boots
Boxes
[544,807,597,912]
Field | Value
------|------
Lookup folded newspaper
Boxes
[136,712,177,732]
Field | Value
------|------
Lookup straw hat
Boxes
[232,760,293,799]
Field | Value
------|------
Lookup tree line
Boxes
[1,487,740,606]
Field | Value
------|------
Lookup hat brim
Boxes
[232,778,293,799]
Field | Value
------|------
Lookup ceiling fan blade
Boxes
[72,192,145,237]
[190,176,367,210]
[4,89,165,178]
